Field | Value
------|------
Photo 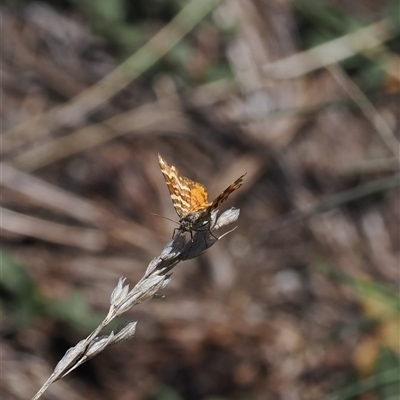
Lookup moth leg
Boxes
[172,227,177,238]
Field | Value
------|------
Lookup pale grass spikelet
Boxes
[110,277,129,306]
[113,322,138,345]
[85,334,115,358]
[53,340,86,376]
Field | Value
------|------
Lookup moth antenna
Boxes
[150,213,180,226]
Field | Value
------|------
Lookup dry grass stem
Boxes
[0,164,163,253]
[342,157,400,175]
[1,164,106,224]
[262,19,393,79]
[328,65,399,157]
[31,208,240,400]
[0,207,107,251]
[6,102,189,172]
[1,0,222,155]
[263,174,400,235]
[4,76,240,172]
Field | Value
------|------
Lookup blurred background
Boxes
[1,0,399,399]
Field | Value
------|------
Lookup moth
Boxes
[158,153,245,234]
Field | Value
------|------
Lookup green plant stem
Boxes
[327,367,400,400]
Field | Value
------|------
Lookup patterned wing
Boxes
[210,173,246,211]
[158,153,210,218]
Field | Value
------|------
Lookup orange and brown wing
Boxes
[158,154,211,218]
[210,173,246,211]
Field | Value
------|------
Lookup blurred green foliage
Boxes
[1,251,103,333]
[152,385,185,400]
[67,0,232,87]
[316,261,400,317]
[1,251,43,328]
[329,355,399,400]
[316,262,400,400]
[374,348,400,400]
